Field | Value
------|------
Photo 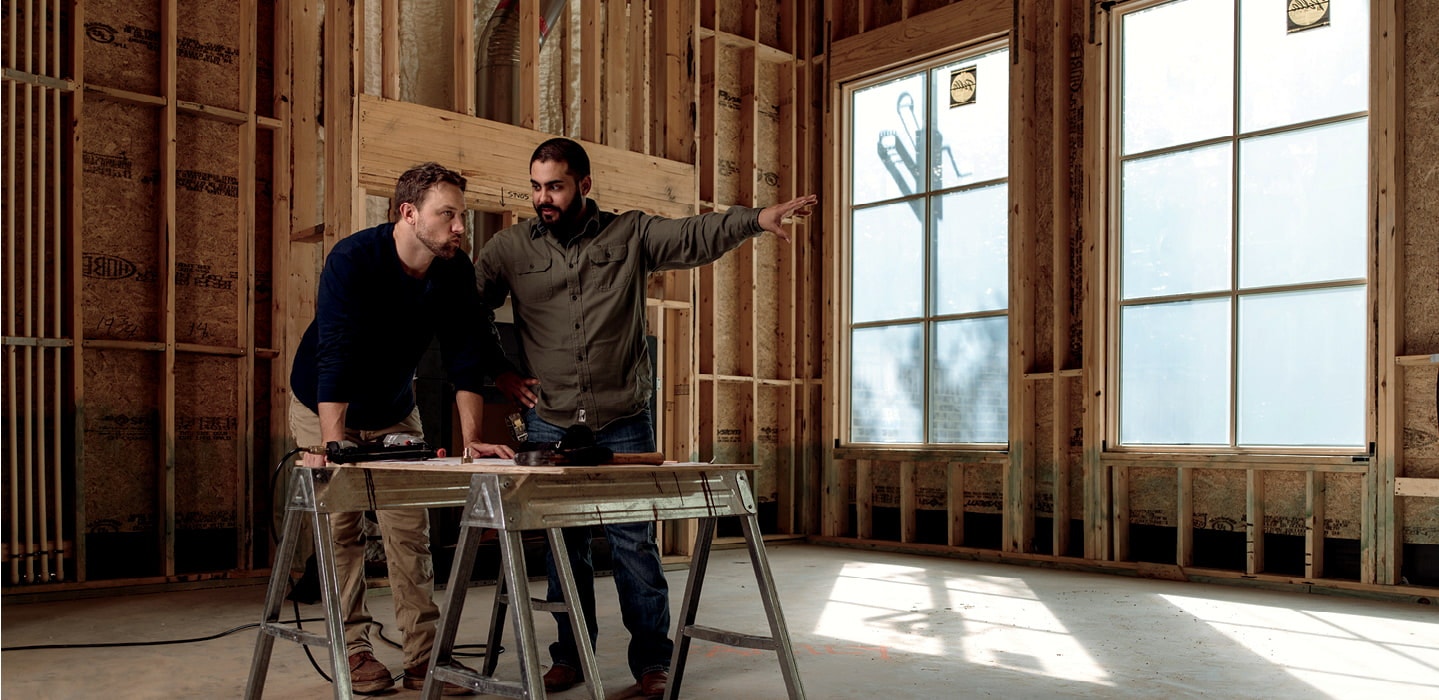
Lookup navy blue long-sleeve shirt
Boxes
[289,223,515,431]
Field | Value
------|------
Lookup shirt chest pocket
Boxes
[511,256,557,302]
[586,243,629,292]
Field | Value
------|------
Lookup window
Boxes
[843,44,1010,445]
[1113,0,1369,449]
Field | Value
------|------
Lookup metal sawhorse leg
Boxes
[666,512,806,699]
[421,491,602,699]
[245,467,353,700]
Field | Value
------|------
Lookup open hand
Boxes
[757,194,819,242]
[496,371,540,408]
[464,441,516,460]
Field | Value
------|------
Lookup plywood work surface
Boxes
[332,458,753,475]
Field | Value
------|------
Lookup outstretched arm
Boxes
[757,194,819,242]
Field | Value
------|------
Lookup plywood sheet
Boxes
[714,43,743,206]
[915,461,946,509]
[753,232,783,379]
[1404,0,1439,352]
[1404,365,1439,478]
[83,0,162,94]
[254,129,276,346]
[174,355,239,530]
[1192,469,1245,533]
[83,350,161,534]
[710,247,746,377]
[82,99,162,341]
[963,462,1003,515]
[755,60,782,207]
[870,460,898,507]
[177,0,243,110]
[712,382,751,465]
[1128,467,1176,527]
[1260,471,1305,537]
[755,385,789,504]
[175,114,240,346]
[1325,473,1361,540]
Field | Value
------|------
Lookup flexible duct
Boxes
[477,0,569,123]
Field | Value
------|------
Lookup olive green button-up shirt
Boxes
[477,199,764,430]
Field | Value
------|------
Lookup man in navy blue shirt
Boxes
[289,162,515,695]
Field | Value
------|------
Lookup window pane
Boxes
[851,325,924,443]
[1122,0,1233,154]
[1120,299,1231,445]
[929,49,1009,189]
[1237,287,1365,446]
[933,184,1008,315]
[931,317,1008,443]
[1238,119,1367,288]
[1122,145,1233,299]
[1239,0,1369,132]
[852,203,924,323]
[852,73,927,206]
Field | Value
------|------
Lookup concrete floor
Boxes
[3,544,1438,699]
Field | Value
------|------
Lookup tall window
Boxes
[1114,0,1369,448]
[844,45,1010,445]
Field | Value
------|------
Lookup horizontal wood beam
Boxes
[357,96,696,219]
[1395,477,1439,498]
[828,0,1008,82]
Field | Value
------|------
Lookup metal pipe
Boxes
[475,0,568,123]
[48,0,63,582]
[5,2,19,586]
[22,0,37,581]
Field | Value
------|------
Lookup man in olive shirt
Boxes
[477,137,815,697]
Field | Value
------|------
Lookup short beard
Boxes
[535,192,587,234]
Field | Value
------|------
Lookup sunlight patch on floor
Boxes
[813,561,1113,686]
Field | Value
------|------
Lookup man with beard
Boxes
[476,138,816,698]
[289,162,516,695]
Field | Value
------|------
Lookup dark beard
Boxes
[535,195,588,240]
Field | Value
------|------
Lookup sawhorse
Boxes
[242,459,805,699]
[244,461,478,699]
[421,464,805,699]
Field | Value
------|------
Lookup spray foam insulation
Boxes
[83,349,162,534]
[716,0,746,37]
[175,114,241,347]
[82,98,162,342]
[757,0,782,49]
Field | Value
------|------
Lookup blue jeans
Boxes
[527,408,674,680]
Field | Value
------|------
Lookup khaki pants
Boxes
[288,394,438,670]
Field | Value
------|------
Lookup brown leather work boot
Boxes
[639,670,669,698]
[347,650,394,694]
[542,664,582,692]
